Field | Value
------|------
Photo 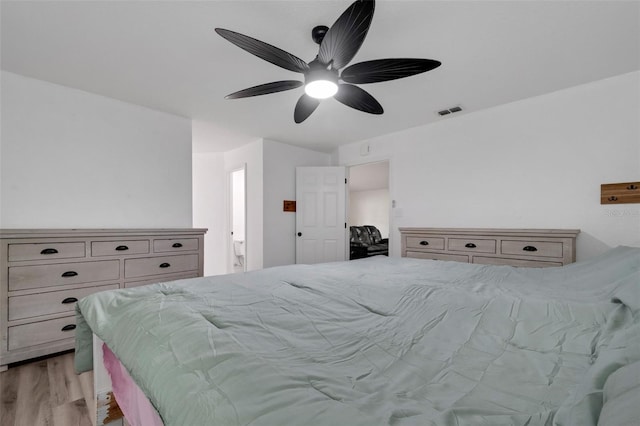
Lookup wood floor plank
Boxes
[14,359,53,426]
[0,366,20,426]
[47,352,84,406]
[2,352,100,426]
[78,370,96,426]
[52,399,92,426]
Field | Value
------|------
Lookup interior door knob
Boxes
[297,232,302,237]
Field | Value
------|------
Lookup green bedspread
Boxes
[75,246,640,426]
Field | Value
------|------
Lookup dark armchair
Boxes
[350,225,389,259]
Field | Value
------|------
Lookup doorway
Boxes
[347,161,390,260]
[229,166,246,273]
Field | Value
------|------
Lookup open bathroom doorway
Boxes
[229,165,246,273]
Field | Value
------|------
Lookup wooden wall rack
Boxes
[601,181,640,204]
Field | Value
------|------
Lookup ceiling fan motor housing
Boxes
[305,60,339,84]
[312,25,329,45]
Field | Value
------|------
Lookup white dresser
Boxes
[400,228,580,267]
[0,228,207,370]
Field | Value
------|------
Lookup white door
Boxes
[296,166,347,264]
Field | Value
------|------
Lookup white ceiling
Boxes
[2,1,639,154]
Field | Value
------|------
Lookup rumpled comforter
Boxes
[75,246,640,426]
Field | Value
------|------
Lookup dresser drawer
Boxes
[91,240,149,257]
[406,251,469,263]
[448,238,496,253]
[405,236,445,250]
[8,260,120,291]
[153,238,199,253]
[8,316,77,351]
[8,242,86,262]
[125,254,198,279]
[125,272,198,288]
[500,240,564,258]
[8,283,119,321]
[473,256,562,268]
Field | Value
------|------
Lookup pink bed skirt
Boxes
[102,344,165,426]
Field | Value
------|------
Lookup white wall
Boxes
[193,139,329,272]
[349,189,390,238]
[262,139,331,267]
[192,152,226,276]
[337,72,640,261]
[1,71,193,228]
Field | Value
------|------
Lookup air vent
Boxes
[437,105,463,116]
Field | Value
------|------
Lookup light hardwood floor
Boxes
[0,351,94,426]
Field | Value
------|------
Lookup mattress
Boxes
[76,246,640,425]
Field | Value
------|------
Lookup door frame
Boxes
[227,163,247,273]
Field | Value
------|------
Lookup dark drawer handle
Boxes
[61,297,78,304]
[465,243,477,248]
[172,242,183,248]
[627,184,638,190]
[115,245,129,251]
[608,196,618,202]
[61,324,76,332]
[159,263,171,268]
[419,241,429,246]
[40,248,59,255]
[61,271,78,278]
[523,246,538,252]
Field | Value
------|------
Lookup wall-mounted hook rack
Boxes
[601,181,640,204]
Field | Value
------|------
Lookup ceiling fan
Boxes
[215,0,441,123]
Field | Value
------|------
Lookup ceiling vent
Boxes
[437,105,463,116]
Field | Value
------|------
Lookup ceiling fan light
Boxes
[304,61,339,99]
[305,80,338,99]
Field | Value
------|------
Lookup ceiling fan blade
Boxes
[334,84,383,115]
[341,58,442,84]
[294,94,321,123]
[215,28,309,74]
[317,0,375,70]
[225,81,303,99]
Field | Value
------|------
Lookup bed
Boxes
[75,244,640,426]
